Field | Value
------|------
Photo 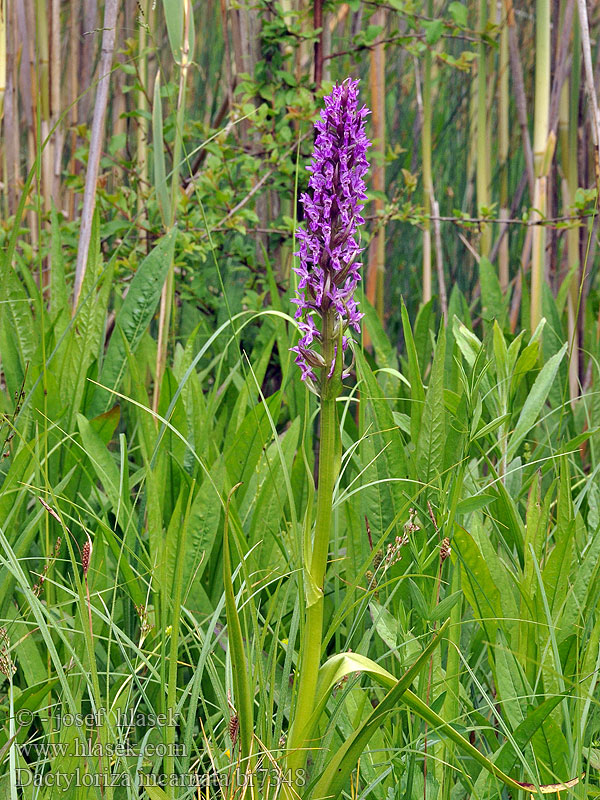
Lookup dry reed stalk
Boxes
[576,0,600,183]
[79,0,98,125]
[50,0,61,208]
[4,0,20,216]
[73,0,119,309]
[17,0,39,248]
[35,0,53,246]
[67,6,79,220]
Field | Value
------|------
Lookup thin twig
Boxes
[429,212,596,226]
[323,30,481,62]
[364,209,597,226]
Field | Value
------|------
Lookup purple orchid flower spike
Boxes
[291,78,371,393]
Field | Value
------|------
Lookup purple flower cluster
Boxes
[291,78,371,385]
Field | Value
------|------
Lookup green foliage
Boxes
[1,235,598,797]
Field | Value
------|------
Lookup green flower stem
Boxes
[311,394,338,584]
[288,309,340,773]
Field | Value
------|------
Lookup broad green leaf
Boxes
[455,493,495,515]
[317,649,397,698]
[493,320,510,388]
[541,521,573,623]
[224,392,281,504]
[356,351,408,478]
[413,298,435,374]
[490,475,525,559]
[453,316,482,368]
[454,525,502,639]
[50,203,70,324]
[423,18,444,44]
[355,421,390,526]
[4,606,47,689]
[250,417,300,570]
[0,315,26,402]
[93,229,177,413]
[494,629,530,728]
[162,0,195,64]
[480,257,508,329]
[76,413,135,534]
[369,599,400,652]
[58,214,113,419]
[472,516,519,642]
[530,712,569,784]
[429,590,462,622]
[415,324,446,491]
[161,485,186,598]
[512,340,540,396]
[559,523,600,641]
[507,343,567,461]
[0,267,35,396]
[519,475,551,679]
[522,472,547,590]
[183,462,224,595]
[449,1,468,26]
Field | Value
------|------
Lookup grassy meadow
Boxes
[1,1,600,799]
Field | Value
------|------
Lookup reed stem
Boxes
[559,6,580,403]
[498,0,510,291]
[421,3,433,304]
[73,0,119,309]
[476,0,490,258]
[530,0,551,331]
